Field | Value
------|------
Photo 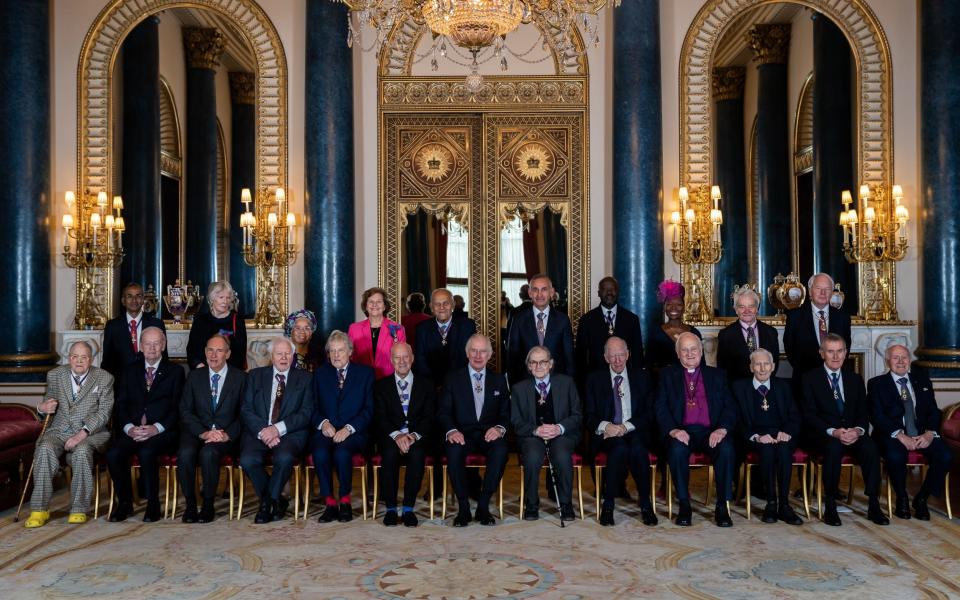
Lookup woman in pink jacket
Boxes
[347,287,406,379]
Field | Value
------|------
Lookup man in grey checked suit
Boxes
[25,341,114,528]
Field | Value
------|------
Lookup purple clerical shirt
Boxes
[682,368,711,427]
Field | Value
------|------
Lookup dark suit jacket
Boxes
[311,362,374,438]
[654,364,737,437]
[510,373,581,441]
[414,316,477,382]
[732,377,800,441]
[784,303,851,381]
[115,357,185,434]
[180,366,247,441]
[241,366,315,446]
[574,304,644,378]
[373,373,435,440]
[438,367,510,437]
[867,370,942,438]
[585,366,654,444]
[716,320,780,382]
[800,366,869,440]
[506,306,575,385]
[100,313,166,381]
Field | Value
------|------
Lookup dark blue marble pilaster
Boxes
[228,72,256,319]
[613,0,663,347]
[917,0,960,375]
[305,0,355,338]
[120,17,161,313]
[0,0,56,381]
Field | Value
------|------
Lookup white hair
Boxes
[268,336,295,355]
[807,272,835,291]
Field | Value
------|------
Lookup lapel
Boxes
[218,368,238,408]
[731,323,749,355]
[549,377,563,422]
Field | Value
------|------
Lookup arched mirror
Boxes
[400,207,471,314]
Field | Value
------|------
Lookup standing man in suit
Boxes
[801,333,887,526]
[511,346,581,522]
[575,276,644,381]
[717,287,780,383]
[373,342,434,526]
[585,337,658,526]
[655,332,737,527]
[310,330,374,523]
[868,344,952,520]
[107,327,184,522]
[784,273,851,387]
[414,288,477,382]
[178,334,246,523]
[240,336,315,523]
[732,349,803,525]
[24,341,114,528]
[100,282,166,381]
[506,274,575,386]
[440,334,510,526]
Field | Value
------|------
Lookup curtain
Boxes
[404,210,432,298]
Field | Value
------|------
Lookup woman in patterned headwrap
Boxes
[284,309,319,371]
[646,280,704,372]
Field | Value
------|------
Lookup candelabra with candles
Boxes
[239,187,299,328]
[669,185,724,322]
[61,191,125,329]
[839,183,909,320]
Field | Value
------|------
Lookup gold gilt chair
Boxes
[884,450,953,520]
[666,452,730,517]
[237,457,300,521]
[441,454,504,520]
[166,455,237,520]
[592,451,657,522]
[519,452,585,520]
[99,454,177,519]
[370,454,435,520]
[741,448,811,520]
[301,453,367,520]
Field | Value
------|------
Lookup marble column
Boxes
[182,27,224,291]
[228,72,256,319]
[0,0,56,380]
[305,0,355,338]
[712,67,747,316]
[747,24,792,315]
[613,0,663,347]
[916,0,960,375]
[120,17,161,310]
[812,14,857,313]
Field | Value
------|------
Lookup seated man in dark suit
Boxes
[868,344,952,520]
[107,326,184,522]
[732,348,803,525]
[373,342,434,527]
[585,336,658,527]
[439,334,510,526]
[100,282,166,382]
[801,333,887,526]
[575,276,644,380]
[717,287,780,383]
[178,334,246,523]
[240,336,315,523]
[784,273,851,388]
[655,332,737,527]
[511,345,581,522]
[310,330,374,523]
[505,274,575,386]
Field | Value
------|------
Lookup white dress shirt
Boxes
[823,365,864,437]
[596,367,635,434]
[268,367,290,437]
[390,372,420,440]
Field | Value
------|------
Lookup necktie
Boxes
[398,379,410,416]
[439,322,449,346]
[818,310,828,343]
[897,377,919,437]
[830,372,844,413]
[72,374,85,401]
[271,373,285,424]
[337,368,346,390]
[537,381,548,405]
[536,311,546,345]
[473,372,484,420]
[757,384,769,411]
[211,373,221,412]
[612,375,624,424]
[145,366,156,391]
[129,320,139,353]
[605,310,615,335]
[746,326,756,352]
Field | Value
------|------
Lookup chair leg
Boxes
[441,465,448,520]
[171,468,178,519]
[498,471,504,519]
[227,466,234,520]
[745,464,752,521]
[576,465,584,520]
[293,466,300,521]
[361,466,368,521]
[94,465,101,520]
[816,464,823,519]
[650,464,656,514]
[667,469,673,519]
[886,468,893,516]
[302,466,311,520]
[519,466,524,517]
[946,472,953,520]
[426,465,435,520]
[372,465,380,520]
[108,476,115,518]
[705,466,714,507]
[238,467,245,520]
[800,464,810,519]
[594,465,602,522]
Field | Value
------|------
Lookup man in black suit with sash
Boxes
[732,348,803,525]
[868,344,952,520]
[373,342,435,527]
[575,277,644,380]
[107,327,184,522]
[801,333,887,526]
[505,274,575,386]
[240,336,315,523]
[655,332,737,527]
[717,287,780,382]
[784,273,851,387]
[178,334,246,523]
[100,282,166,381]
[439,334,510,527]
[585,336,658,526]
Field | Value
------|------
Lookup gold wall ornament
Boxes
[228,71,256,105]
[745,23,791,65]
[182,27,226,70]
[711,66,746,101]
[669,185,724,322]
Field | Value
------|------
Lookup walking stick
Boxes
[539,418,565,529]
[14,414,52,522]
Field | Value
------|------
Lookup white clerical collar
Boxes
[685,367,698,374]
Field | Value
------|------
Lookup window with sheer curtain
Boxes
[500,215,527,307]
[446,220,469,311]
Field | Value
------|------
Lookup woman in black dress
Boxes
[186,280,248,370]
[646,280,703,373]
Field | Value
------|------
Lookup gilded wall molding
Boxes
[182,27,226,70]
[228,71,256,105]
[379,76,587,110]
[711,67,746,101]
[745,23,791,65]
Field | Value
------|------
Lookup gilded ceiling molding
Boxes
[745,23,791,65]
[182,27,226,70]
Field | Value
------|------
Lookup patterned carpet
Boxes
[1,471,959,599]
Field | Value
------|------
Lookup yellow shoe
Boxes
[68,513,87,524]
[24,511,50,528]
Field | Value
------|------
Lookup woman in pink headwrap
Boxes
[647,280,703,372]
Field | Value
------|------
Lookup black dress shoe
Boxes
[383,511,399,526]
[560,504,576,522]
[675,503,693,527]
[109,501,133,522]
[715,504,733,527]
[143,502,162,523]
[274,496,289,519]
[640,506,658,526]
[182,505,198,524]
[337,502,353,522]
[523,507,539,521]
[599,507,615,526]
[254,501,274,524]
[453,511,472,527]
[867,502,890,526]
[198,503,216,524]
[318,505,339,523]
[476,509,496,526]
[822,503,842,526]
[761,502,778,524]
[894,497,912,520]
[402,511,419,527]
[912,496,931,521]
[778,504,803,526]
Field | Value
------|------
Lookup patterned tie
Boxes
[473,372,484,420]
[746,326,756,352]
[612,375,624,424]
[337,368,346,390]
[129,320,139,353]
[757,384,768,397]
[145,366,156,391]
[397,378,410,432]
[211,373,221,412]
[72,374,85,402]
[818,310,828,343]
[438,321,449,346]
[897,377,919,437]
[537,380,548,405]
[830,372,844,413]
[271,373,286,424]
[536,311,546,345]
[605,310,615,335]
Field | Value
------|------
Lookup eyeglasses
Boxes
[527,359,551,368]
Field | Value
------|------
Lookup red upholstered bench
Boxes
[0,404,42,479]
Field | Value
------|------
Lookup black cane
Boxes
[540,417,565,528]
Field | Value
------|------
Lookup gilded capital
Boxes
[711,67,746,101]
[745,24,791,65]
[182,27,225,70]
[229,71,256,105]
